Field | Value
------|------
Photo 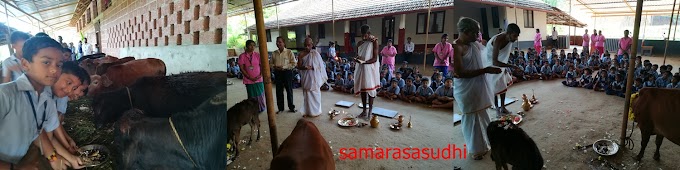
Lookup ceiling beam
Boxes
[42,13,74,22]
[594,11,678,17]
[623,0,635,13]
[574,0,596,14]
[48,22,69,28]
[590,8,680,14]
[0,0,53,29]
[14,2,77,17]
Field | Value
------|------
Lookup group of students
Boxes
[1,31,91,170]
[327,59,455,109]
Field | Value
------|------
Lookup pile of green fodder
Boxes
[63,98,116,170]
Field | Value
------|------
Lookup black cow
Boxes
[114,91,227,169]
[227,98,262,159]
[487,120,544,170]
[92,71,227,128]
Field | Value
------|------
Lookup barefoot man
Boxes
[483,23,522,115]
[354,25,380,119]
[297,37,328,117]
[452,17,502,160]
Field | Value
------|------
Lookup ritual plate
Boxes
[512,114,523,125]
[389,123,402,130]
[338,117,358,127]
[78,144,110,167]
[593,139,619,156]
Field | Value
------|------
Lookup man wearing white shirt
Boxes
[82,38,93,56]
[551,27,558,49]
[328,42,337,60]
[404,37,415,60]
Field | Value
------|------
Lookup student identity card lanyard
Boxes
[247,52,255,70]
[25,91,47,153]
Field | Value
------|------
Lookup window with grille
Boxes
[523,10,534,28]
[416,11,445,34]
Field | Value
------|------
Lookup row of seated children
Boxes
[377,77,455,108]
[562,56,680,97]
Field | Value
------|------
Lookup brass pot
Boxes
[370,115,380,128]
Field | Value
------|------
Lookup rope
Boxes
[169,117,198,167]
[126,87,133,110]
[625,121,635,150]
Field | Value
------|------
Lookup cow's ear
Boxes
[103,76,113,87]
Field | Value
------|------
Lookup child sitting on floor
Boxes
[378,80,400,100]
[399,78,418,103]
[632,78,643,93]
[414,78,435,104]
[643,74,656,87]
[343,73,355,94]
[524,60,539,80]
[379,72,387,92]
[394,72,406,89]
[592,70,609,91]
[553,61,566,78]
[580,68,594,88]
[413,74,423,88]
[606,74,625,97]
[431,78,455,108]
[332,74,345,91]
[540,61,553,80]
[563,66,578,87]
[430,74,444,90]
[667,75,680,88]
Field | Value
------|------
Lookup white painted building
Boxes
[247,0,582,63]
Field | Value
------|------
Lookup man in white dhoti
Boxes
[353,25,381,119]
[297,37,328,117]
[482,23,523,116]
[452,17,502,160]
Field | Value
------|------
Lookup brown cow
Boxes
[95,56,135,75]
[633,88,680,161]
[270,119,335,170]
[88,58,166,96]
[80,55,121,75]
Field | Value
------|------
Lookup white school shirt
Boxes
[1,55,25,81]
[405,42,415,52]
[0,75,59,164]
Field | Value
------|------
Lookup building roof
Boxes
[246,0,579,30]
[547,7,587,28]
[228,0,299,17]
[5,0,79,30]
[575,0,679,17]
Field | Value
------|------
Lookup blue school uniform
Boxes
[395,78,406,89]
[541,65,552,75]
[401,84,417,95]
[344,79,355,89]
[386,86,400,95]
[563,71,578,87]
[335,78,345,86]
[380,78,387,88]
[525,65,538,74]
[643,80,656,88]
[655,77,670,88]
[56,96,68,115]
[552,64,564,74]
[606,81,625,97]
[0,75,59,164]
[667,83,680,89]
[416,86,434,97]
[434,86,454,97]
[414,80,422,88]
[430,80,443,90]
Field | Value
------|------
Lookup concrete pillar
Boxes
[344,20,351,52]
[398,14,406,53]
[305,25,310,37]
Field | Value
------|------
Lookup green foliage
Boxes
[227,7,277,50]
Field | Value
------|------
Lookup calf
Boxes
[88,58,166,96]
[114,92,228,169]
[95,56,135,75]
[487,120,544,170]
[270,119,335,170]
[633,88,680,161]
[91,71,227,127]
[227,98,262,159]
[79,55,119,75]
